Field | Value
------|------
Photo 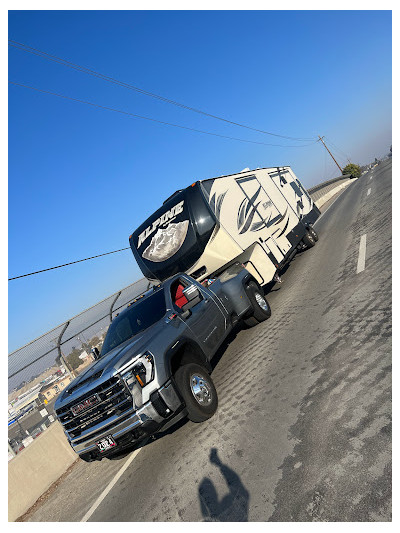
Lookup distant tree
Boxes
[66,348,84,371]
[342,163,361,178]
[89,336,100,347]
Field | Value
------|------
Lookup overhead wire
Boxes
[324,136,351,161]
[9,41,320,281]
[8,247,131,281]
[328,146,347,166]
[9,39,316,142]
[9,81,320,148]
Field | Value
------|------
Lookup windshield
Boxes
[101,289,166,355]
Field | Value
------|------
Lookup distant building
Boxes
[38,375,72,404]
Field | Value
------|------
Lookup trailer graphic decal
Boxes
[237,186,266,234]
[238,198,261,234]
[142,220,189,263]
[276,214,290,238]
[274,208,288,225]
[237,186,287,235]
[137,200,185,249]
[210,190,227,220]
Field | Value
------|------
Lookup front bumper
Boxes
[68,380,182,457]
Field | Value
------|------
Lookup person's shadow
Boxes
[198,447,249,521]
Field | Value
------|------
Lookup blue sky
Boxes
[8,10,392,352]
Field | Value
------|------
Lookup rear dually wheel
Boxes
[243,281,271,327]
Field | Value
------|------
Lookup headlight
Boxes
[121,352,155,389]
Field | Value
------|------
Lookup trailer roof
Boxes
[162,166,292,206]
[198,165,291,183]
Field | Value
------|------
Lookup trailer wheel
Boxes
[244,281,271,327]
[302,230,315,249]
[174,363,218,423]
[308,225,319,242]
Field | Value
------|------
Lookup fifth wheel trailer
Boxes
[129,166,320,286]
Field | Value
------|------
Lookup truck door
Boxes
[170,278,227,353]
[234,175,293,262]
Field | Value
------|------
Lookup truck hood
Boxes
[55,322,165,409]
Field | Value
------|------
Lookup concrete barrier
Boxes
[312,178,354,209]
[8,422,77,522]
[307,174,352,200]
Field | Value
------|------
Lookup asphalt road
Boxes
[25,160,392,522]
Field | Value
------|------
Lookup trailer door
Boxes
[268,168,314,219]
[234,175,292,262]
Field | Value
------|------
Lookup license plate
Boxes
[96,435,117,453]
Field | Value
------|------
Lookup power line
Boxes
[320,140,347,166]
[9,81,319,148]
[324,136,351,162]
[9,39,316,142]
[8,81,318,282]
[329,147,347,165]
[8,247,131,281]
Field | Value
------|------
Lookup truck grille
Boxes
[55,376,132,439]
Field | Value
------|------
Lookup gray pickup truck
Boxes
[54,264,271,462]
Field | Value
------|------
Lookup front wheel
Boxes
[243,281,271,327]
[174,363,218,423]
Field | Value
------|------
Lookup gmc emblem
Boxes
[71,394,100,416]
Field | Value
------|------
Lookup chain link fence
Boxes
[8,174,348,456]
[8,277,150,455]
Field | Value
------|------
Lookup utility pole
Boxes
[318,136,343,174]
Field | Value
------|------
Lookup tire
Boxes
[308,225,319,242]
[174,363,218,423]
[243,281,271,327]
[302,230,315,249]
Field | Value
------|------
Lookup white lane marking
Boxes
[370,175,373,180]
[367,188,371,196]
[80,446,143,522]
[356,234,367,274]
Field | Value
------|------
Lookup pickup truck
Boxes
[54,264,271,462]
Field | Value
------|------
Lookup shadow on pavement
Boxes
[198,447,249,521]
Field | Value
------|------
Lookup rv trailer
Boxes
[129,166,320,285]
